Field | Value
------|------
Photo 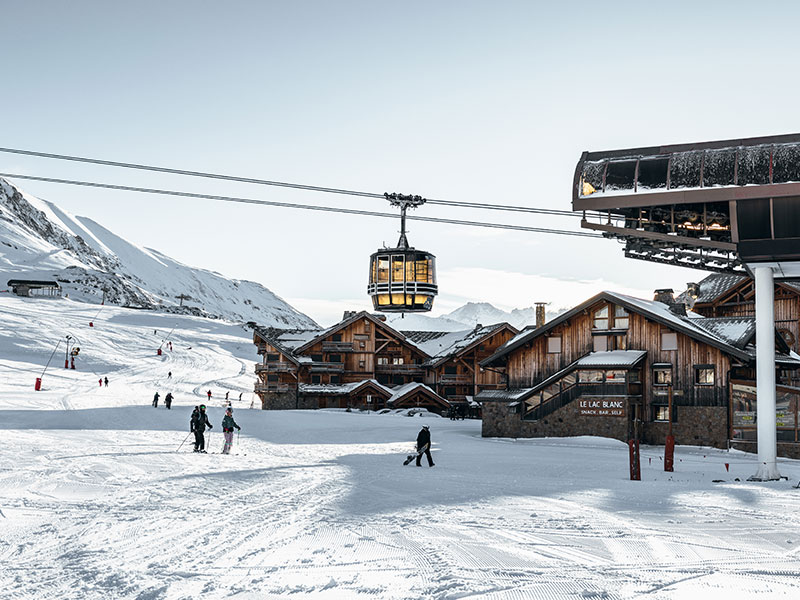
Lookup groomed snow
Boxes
[2,296,800,599]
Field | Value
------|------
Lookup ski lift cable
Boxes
[0,172,603,239]
[0,146,585,218]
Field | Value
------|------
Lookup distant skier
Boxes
[164,392,173,410]
[169,341,173,351]
[238,392,242,402]
[104,376,108,387]
[225,391,229,401]
[191,404,212,452]
[221,407,241,454]
[168,371,172,379]
[152,392,160,408]
[207,390,212,401]
[415,425,434,467]
[98,378,102,387]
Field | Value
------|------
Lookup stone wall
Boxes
[259,391,315,410]
[642,406,728,449]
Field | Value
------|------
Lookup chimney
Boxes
[535,302,547,329]
[342,310,357,321]
[653,288,686,316]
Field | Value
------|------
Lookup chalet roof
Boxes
[7,279,60,287]
[403,323,518,366]
[690,317,755,349]
[475,388,537,403]
[253,326,322,364]
[481,291,765,367]
[684,273,749,305]
[387,382,449,406]
[299,379,393,397]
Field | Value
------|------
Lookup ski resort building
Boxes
[7,279,61,298]
[251,311,517,414]
[477,290,800,457]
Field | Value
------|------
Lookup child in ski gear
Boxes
[191,404,212,452]
[152,392,160,408]
[221,408,241,454]
[164,392,173,410]
[416,425,434,467]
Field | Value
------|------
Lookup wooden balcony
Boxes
[255,382,292,393]
[438,374,473,384]
[256,343,267,354]
[255,363,296,374]
[375,363,426,375]
[321,341,355,352]
[308,362,345,372]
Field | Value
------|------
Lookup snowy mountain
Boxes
[444,302,561,330]
[0,178,318,328]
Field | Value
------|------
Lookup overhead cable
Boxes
[0,146,583,218]
[0,172,602,239]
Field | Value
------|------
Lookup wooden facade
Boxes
[479,291,800,453]
[252,312,517,413]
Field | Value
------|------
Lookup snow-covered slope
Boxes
[444,301,562,330]
[0,178,318,328]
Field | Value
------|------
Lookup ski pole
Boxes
[176,432,192,452]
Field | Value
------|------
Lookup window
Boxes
[310,354,323,362]
[695,366,715,385]
[267,374,279,382]
[328,354,341,363]
[358,360,365,369]
[311,375,321,384]
[578,370,604,383]
[611,335,627,351]
[359,341,366,349]
[444,365,457,375]
[593,335,608,352]
[392,357,404,365]
[330,375,341,384]
[444,387,457,396]
[605,370,626,382]
[332,334,343,342]
[653,405,670,422]
[377,357,389,365]
[547,336,562,353]
[661,332,678,351]
[653,367,672,386]
[364,320,371,331]
[593,305,609,330]
[614,306,629,329]
[266,353,280,362]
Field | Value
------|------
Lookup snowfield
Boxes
[2,297,800,599]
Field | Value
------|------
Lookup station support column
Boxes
[750,266,781,481]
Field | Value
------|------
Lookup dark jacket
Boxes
[416,427,430,450]
[192,410,212,433]
[222,415,240,432]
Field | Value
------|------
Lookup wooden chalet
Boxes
[252,312,517,414]
[478,290,800,457]
[683,273,800,356]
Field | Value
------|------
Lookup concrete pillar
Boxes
[750,266,781,481]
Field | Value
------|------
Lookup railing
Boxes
[375,363,425,374]
[256,344,267,354]
[308,362,345,372]
[525,383,581,421]
[322,342,355,352]
[255,363,296,373]
[254,382,292,393]
[439,374,472,384]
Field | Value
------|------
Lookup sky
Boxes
[2,0,799,326]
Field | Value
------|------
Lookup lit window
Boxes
[653,406,670,421]
[392,357,404,365]
[695,366,715,385]
[653,368,672,386]
[593,305,609,329]
[661,332,678,351]
[547,336,562,353]
[377,357,389,365]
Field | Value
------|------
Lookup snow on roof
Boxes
[254,326,323,356]
[689,273,748,304]
[299,379,392,396]
[476,388,536,402]
[690,317,754,349]
[576,350,647,368]
[404,323,510,363]
[387,382,441,403]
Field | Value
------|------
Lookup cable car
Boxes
[367,193,438,312]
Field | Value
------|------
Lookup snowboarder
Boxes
[152,392,160,408]
[164,392,173,410]
[221,407,241,454]
[168,371,172,379]
[207,390,212,401]
[191,404,212,452]
[104,376,108,387]
[415,425,434,467]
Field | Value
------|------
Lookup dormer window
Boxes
[593,306,609,329]
[593,304,628,330]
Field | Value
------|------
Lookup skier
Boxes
[415,425,435,467]
[221,407,241,454]
[169,341,173,351]
[168,371,172,379]
[238,392,242,401]
[164,392,173,410]
[225,391,229,401]
[98,378,102,387]
[191,404,212,452]
[104,376,108,387]
[207,390,212,401]
[152,392,160,408]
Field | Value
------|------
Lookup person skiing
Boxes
[225,391,229,401]
[191,404,212,452]
[221,407,241,454]
[168,371,172,379]
[238,392,242,401]
[207,390,212,401]
[415,425,434,467]
[98,378,102,387]
[164,392,173,410]
[104,376,108,387]
[152,392,160,408]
